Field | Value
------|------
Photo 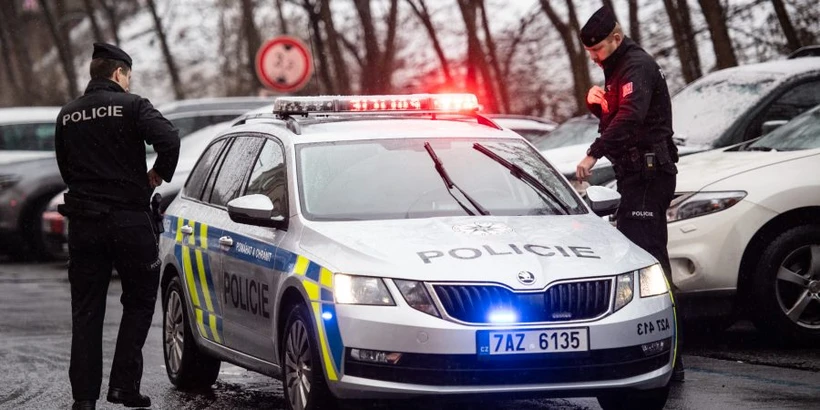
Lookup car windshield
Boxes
[296,138,586,221]
[747,105,820,151]
[0,122,56,151]
[672,71,781,147]
[533,119,599,151]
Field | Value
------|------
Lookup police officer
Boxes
[55,43,180,410]
[574,7,684,381]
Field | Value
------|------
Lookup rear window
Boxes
[0,122,56,151]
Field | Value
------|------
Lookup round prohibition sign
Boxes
[255,36,313,93]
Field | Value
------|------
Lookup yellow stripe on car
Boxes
[311,301,338,381]
[320,268,333,288]
[195,249,215,313]
[294,255,309,276]
[181,246,201,308]
[209,313,221,343]
[195,309,209,339]
[199,223,208,249]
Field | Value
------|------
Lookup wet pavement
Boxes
[0,261,818,410]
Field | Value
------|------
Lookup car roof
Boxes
[226,116,522,145]
[0,107,61,124]
[716,57,820,77]
[490,116,557,131]
[157,97,273,116]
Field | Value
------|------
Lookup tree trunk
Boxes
[539,0,591,115]
[275,0,289,35]
[240,0,264,92]
[379,0,399,93]
[39,0,79,99]
[406,0,452,83]
[303,1,334,94]
[697,0,738,70]
[770,0,801,52]
[601,0,619,22]
[353,0,382,94]
[99,0,121,45]
[663,0,702,83]
[320,0,351,94]
[81,0,105,43]
[502,10,539,79]
[478,0,509,113]
[0,2,36,104]
[628,0,640,44]
[457,0,497,113]
[0,10,22,104]
[145,0,185,99]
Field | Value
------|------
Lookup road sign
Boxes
[255,36,313,93]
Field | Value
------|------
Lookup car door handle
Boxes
[180,225,193,235]
[219,236,234,247]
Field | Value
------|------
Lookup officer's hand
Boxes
[587,86,609,113]
[576,155,598,182]
[147,169,163,188]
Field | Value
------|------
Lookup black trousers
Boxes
[615,171,677,289]
[67,210,160,401]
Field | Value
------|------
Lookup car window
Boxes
[209,136,264,207]
[750,106,820,151]
[297,138,586,221]
[246,139,288,216]
[534,120,599,151]
[759,80,820,126]
[0,122,56,151]
[184,139,226,200]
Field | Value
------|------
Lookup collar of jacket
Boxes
[602,37,636,76]
[84,78,125,94]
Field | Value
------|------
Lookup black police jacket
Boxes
[586,38,676,169]
[55,78,180,211]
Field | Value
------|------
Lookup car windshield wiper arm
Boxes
[746,145,775,152]
[424,142,490,216]
[473,142,571,215]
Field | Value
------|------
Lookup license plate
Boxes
[477,328,589,355]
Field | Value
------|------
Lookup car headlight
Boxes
[666,191,746,223]
[639,264,669,298]
[613,272,634,312]
[394,280,439,317]
[0,174,21,190]
[334,274,394,305]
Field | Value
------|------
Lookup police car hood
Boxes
[675,147,813,192]
[299,215,656,289]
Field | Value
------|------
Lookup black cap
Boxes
[92,42,132,68]
[580,7,617,47]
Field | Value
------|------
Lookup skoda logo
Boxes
[517,271,536,286]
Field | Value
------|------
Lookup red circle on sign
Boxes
[255,36,313,93]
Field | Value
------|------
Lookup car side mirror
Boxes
[761,120,788,135]
[585,185,620,217]
[227,194,287,230]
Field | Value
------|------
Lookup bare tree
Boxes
[478,0,509,113]
[240,0,264,92]
[353,0,400,94]
[0,11,22,104]
[502,9,540,79]
[628,0,641,44]
[99,0,121,45]
[601,0,619,21]
[663,0,702,83]
[406,0,452,83]
[457,0,498,113]
[697,0,738,69]
[0,2,36,104]
[39,0,80,99]
[319,0,351,94]
[300,0,334,94]
[145,0,185,99]
[81,0,105,43]
[771,0,801,52]
[275,0,289,35]
[539,0,591,115]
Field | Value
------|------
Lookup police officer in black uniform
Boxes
[574,7,684,381]
[56,43,180,410]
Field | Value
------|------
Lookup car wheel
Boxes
[163,276,221,389]
[282,303,338,410]
[752,225,820,344]
[597,385,670,410]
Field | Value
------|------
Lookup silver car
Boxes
[158,94,677,410]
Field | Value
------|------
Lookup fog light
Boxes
[350,348,402,364]
[641,338,670,356]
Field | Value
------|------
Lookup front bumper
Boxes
[328,281,675,399]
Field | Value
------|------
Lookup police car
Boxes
[158,94,677,410]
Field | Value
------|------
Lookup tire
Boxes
[597,385,670,410]
[752,225,820,344]
[282,303,338,410]
[163,276,221,390]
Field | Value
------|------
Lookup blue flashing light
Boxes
[322,311,333,321]
[488,310,517,323]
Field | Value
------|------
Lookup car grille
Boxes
[433,279,612,324]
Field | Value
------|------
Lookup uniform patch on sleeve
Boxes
[622,82,633,98]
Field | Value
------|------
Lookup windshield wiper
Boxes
[473,143,571,215]
[746,145,775,152]
[423,142,490,216]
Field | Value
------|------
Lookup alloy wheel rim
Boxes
[285,320,312,410]
[165,290,185,373]
[775,244,820,330]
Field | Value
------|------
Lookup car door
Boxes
[218,136,289,363]
[170,138,228,347]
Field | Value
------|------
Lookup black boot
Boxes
[672,356,685,382]
[72,400,96,410]
[106,387,151,408]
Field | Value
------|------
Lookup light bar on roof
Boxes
[272,93,480,115]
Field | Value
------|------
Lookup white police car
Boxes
[158,94,677,410]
